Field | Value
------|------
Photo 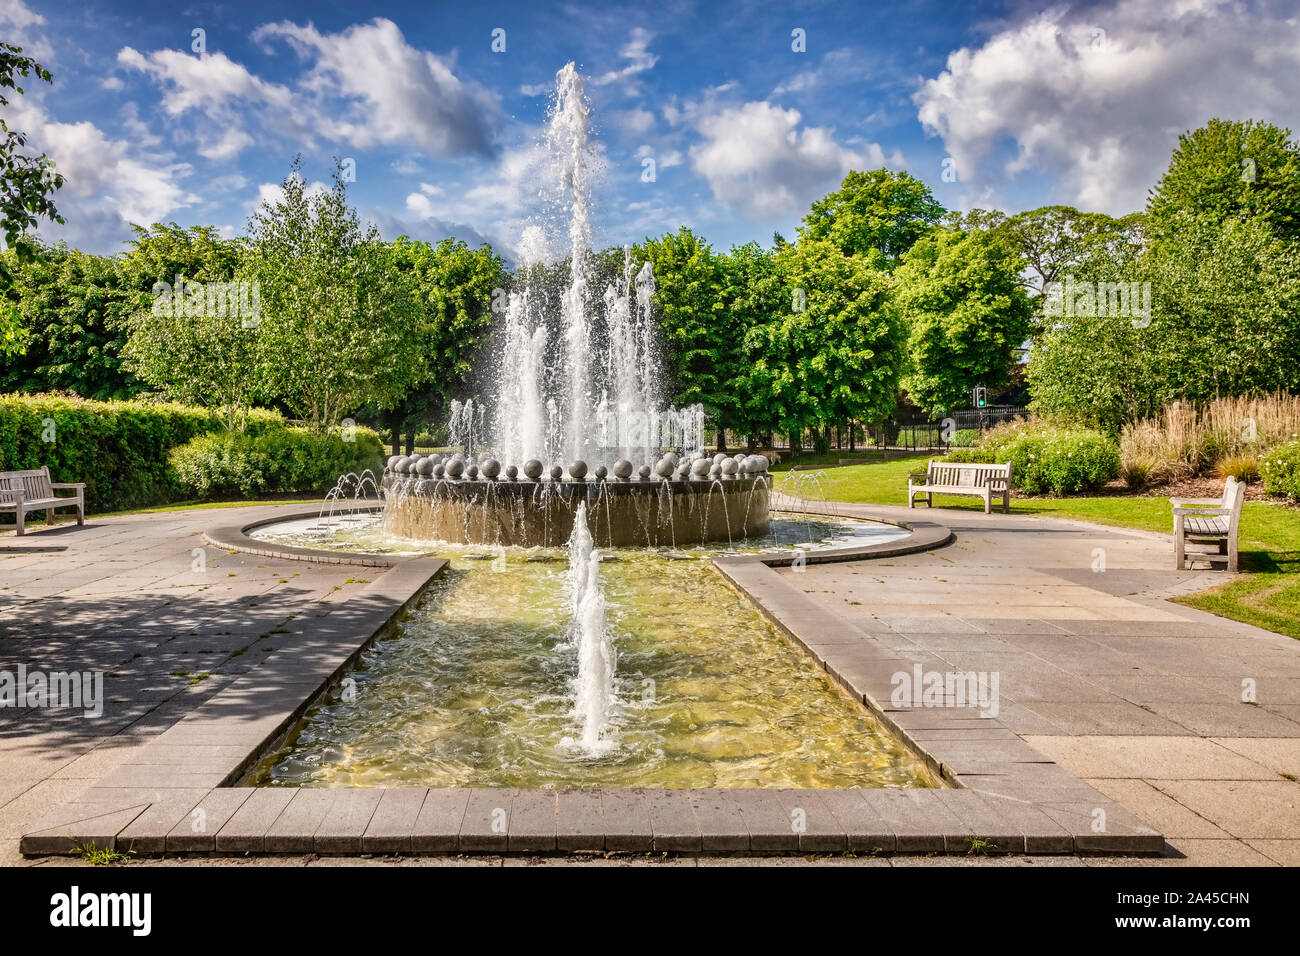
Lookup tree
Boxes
[894,228,1033,417]
[381,236,506,453]
[0,242,138,399]
[742,239,902,448]
[1026,216,1300,431]
[632,228,732,441]
[1,43,66,356]
[716,241,787,444]
[799,169,944,267]
[242,159,423,431]
[1147,118,1300,241]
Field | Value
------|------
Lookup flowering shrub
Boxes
[1259,439,1300,499]
[944,418,1119,494]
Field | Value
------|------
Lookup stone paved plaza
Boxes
[1,502,1297,866]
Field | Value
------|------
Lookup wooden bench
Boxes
[1173,476,1243,571]
[0,466,85,535]
[908,460,1011,514]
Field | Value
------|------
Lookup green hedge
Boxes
[169,427,384,499]
[1260,439,1300,499]
[943,420,1120,494]
[0,393,281,512]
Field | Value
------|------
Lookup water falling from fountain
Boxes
[566,501,616,751]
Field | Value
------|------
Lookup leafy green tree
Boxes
[799,169,944,267]
[743,238,902,448]
[1147,119,1300,241]
[242,159,423,431]
[717,241,787,445]
[1026,216,1300,430]
[1,44,66,356]
[632,228,731,435]
[0,242,138,398]
[381,236,506,453]
[894,228,1033,416]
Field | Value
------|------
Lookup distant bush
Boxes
[169,426,384,499]
[1215,454,1260,483]
[0,393,283,512]
[942,447,995,463]
[1260,440,1300,499]
[947,417,1118,494]
[1121,393,1300,486]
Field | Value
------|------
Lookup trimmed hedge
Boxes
[944,419,1120,494]
[0,393,281,512]
[1260,439,1300,499]
[169,427,384,499]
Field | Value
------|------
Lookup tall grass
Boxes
[1120,393,1300,488]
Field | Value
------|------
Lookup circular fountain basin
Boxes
[380,475,770,548]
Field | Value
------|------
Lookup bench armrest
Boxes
[0,488,22,505]
[1170,497,1220,507]
[1173,506,1230,516]
[988,476,1010,489]
[49,482,85,490]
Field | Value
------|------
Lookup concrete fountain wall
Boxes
[381,453,772,548]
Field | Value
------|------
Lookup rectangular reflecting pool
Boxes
[249,523,938,790]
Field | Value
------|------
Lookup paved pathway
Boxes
[2,501,1296,866]
[781,502,1300,866]
[0,506,374,866]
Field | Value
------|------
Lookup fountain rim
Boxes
[203,504,954,569]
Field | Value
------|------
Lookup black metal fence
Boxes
[742,405,1028,456]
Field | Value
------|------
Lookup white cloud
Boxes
[0,0,52,60]
[5,97,196,248]
[611,108,656,138]
[594,27,658,88]
[913,0,1300,215]
[689,101,899,219]
[253,17,501,157]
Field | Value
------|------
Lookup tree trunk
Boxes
[715,429,727,454]
[404,430,415,455]
[388,408,402,457]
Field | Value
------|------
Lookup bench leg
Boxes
[983,493,991,514]
[907,485,915,509]
[1228,536,1238,573]
[77,499,84,526]
[1174,516,1185,570]
[926,492,932,507]
[46,508,54,527]
[1003,491,1010,514]
[15,510,23,536]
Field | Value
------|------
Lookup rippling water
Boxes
[249,516,936,789]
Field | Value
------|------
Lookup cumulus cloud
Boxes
[5,97,196,249]
[914,0,1300,214]
[0,0,52,60]
[689,101,900,219]
[253,17,501,158]
[593,27,658,88]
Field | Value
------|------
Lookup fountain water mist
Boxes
[566,501,616,751]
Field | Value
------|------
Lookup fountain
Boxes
[381,62,770,548]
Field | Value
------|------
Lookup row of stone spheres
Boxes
[385,452,771,483]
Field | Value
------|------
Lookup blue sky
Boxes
[5,0,1300,261]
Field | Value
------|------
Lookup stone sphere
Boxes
[665,452,680,466]
[594,464,607,481]
[690,458,712,478]
[709,464,722,479]
[568,460,588,481]
[549,465,563,482]
[399,456,417,474]
[416,456,436,477]
[523,459,544,481]
[505,464,518,481]
[445,458,465,479]
[466,464,479,480]
[613,458,634,480]
[721,457,739,476]
[480,459,501,480]
[713,452,727,465]
[386,455,401,472]
[676,461,692,478]
[638,465,652,481]
[655,458,675,479]
[752,454,770,473]
[432,463,446,479]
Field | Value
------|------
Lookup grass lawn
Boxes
[775,452,1300,640]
